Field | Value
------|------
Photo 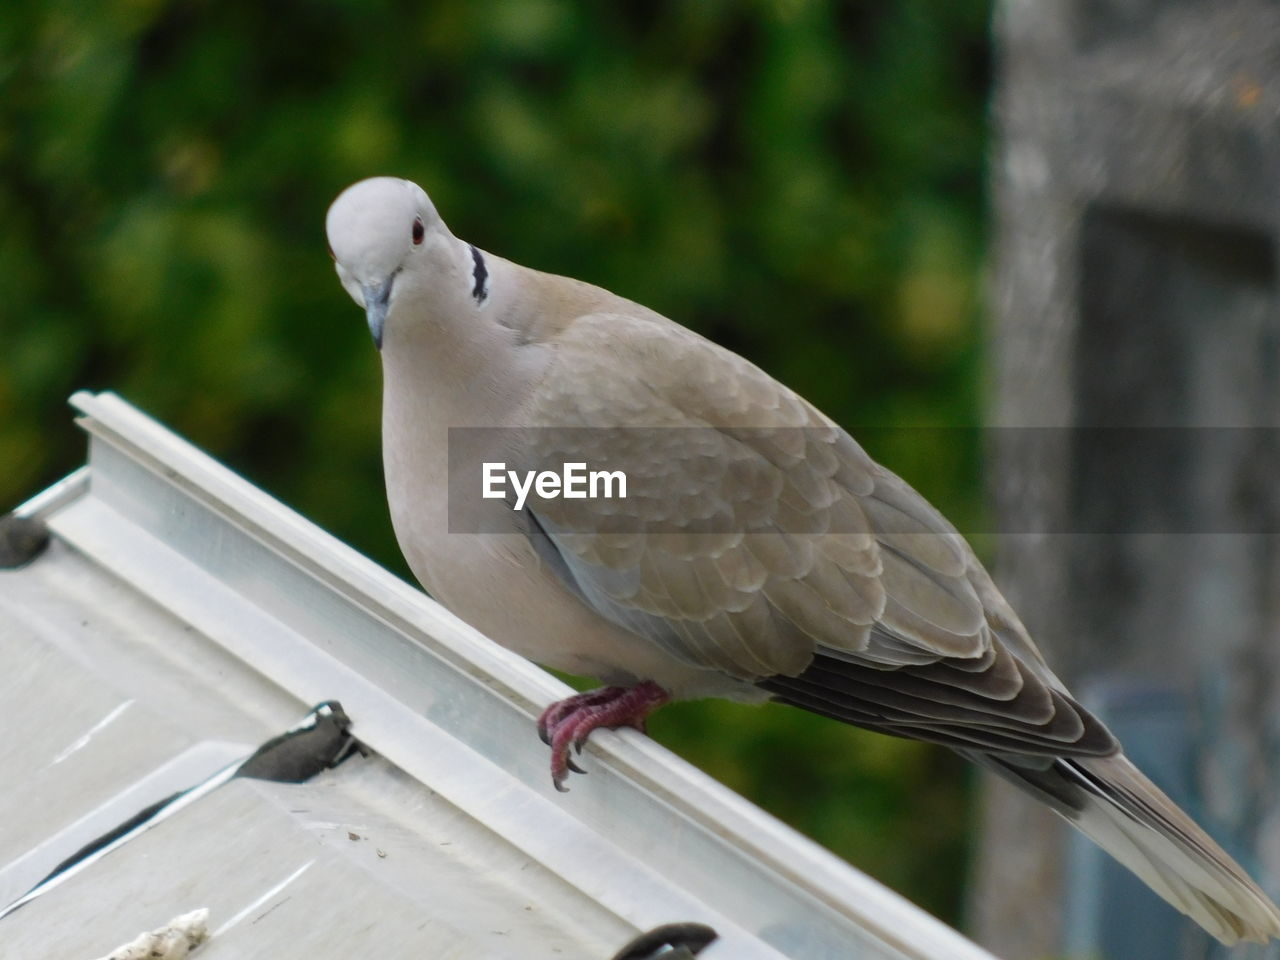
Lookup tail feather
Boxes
[976,751,1280,945]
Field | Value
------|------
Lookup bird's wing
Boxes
[517,311,1111,755]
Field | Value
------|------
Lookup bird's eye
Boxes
[412,217,425,245]
[327,243,336,261]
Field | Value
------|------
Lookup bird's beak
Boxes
[361,276,395,350]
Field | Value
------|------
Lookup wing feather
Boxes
[520,313,1045,742]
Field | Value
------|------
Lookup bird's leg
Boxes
[537,686,627,778]
[537,681,670,791]
[537,687,627,745]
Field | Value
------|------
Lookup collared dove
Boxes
[325,176,1280,945]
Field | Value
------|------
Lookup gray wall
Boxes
[980,1,1280,957]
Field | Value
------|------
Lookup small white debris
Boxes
[92,908,210,960]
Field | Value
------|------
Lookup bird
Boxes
[325,176,1280,945]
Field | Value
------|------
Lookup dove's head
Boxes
[326,177,469,349]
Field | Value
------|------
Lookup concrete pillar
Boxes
[979,2,1280,957]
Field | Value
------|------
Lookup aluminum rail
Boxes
[23,390,998,960]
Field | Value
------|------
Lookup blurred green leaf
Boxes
[0,0,991,927]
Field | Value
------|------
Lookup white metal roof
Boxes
[0,390,998,960]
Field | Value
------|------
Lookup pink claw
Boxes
[536,682,670,791]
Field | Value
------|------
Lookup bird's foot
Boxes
[537,681,670,792]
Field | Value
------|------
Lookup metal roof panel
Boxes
[0,391,997,960]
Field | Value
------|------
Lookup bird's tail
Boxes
[978,751,1280,945]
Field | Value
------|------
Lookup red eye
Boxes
[412,217,424,245]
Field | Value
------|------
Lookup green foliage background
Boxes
[1,0,991,927]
